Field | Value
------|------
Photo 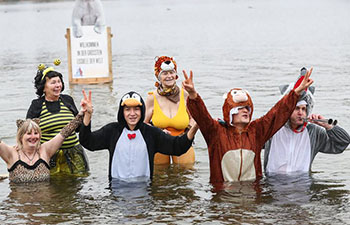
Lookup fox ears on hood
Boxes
[279,67,316,116]
[280,67,315,96]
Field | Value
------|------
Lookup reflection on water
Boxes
[264,173,314,205]
[3,177,86,224]
[264,172,350,206]
[109,179,153,222]
[259,173,350,224]
[1,163,350,224]
[110,179,151,203]
[211,180,261,205]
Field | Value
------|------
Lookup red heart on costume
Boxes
[128,133,136,140]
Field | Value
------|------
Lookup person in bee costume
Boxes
[26,60,89,176]
[182,68,314,184]
[79,90,198,182]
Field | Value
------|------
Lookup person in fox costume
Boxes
[182,68,314,183]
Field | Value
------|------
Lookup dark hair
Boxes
[34,70,65,97]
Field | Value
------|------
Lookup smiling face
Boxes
[159,70,177,88]
[44,76,62,101]
[123,106,141,130]
[16,120,42,151]
[22,129,40,149]
[289,104,307,129]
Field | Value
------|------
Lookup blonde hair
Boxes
[16,119,42,150]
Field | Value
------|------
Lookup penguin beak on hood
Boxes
[121,98,143,107]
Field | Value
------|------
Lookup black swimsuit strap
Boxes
[8,159,50,172]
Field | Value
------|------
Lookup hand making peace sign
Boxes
[81,89,93,115]
[182,70,198,99]
[294,67,314,95]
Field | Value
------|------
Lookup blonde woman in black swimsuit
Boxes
[0,112,83,183]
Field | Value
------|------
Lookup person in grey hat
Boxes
[264,68,350,174]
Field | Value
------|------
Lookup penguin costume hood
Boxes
[117,91,145,130]
[222,88,254,126]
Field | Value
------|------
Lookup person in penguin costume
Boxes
[79,90,198,182]
[264,67,350,174]
[182,68,313,184]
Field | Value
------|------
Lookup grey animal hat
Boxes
[279,67,315,116]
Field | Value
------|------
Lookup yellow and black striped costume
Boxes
[40,101,79,149]
[38,100,89,175]
[39,100,89,175]
[27,95,89,176]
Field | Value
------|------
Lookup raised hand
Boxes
[295,67,314,95]
[187,119,199,140]
[182,70,197,99]
[80,89,93,114]
[308,113,333,130]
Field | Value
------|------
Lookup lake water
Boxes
[0,0,350,224]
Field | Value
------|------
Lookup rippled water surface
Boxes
[1,0,350,224]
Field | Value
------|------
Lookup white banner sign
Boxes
[70,26,109,78]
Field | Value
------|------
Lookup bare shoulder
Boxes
[145,90,156,108]
[0,143,17,165]
[144,90,156,123]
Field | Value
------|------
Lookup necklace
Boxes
[22,150,37,163]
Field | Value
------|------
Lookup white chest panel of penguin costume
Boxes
[111,128,150,181]
[266,126,311,173]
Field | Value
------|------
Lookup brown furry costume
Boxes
[187,88,299,183]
